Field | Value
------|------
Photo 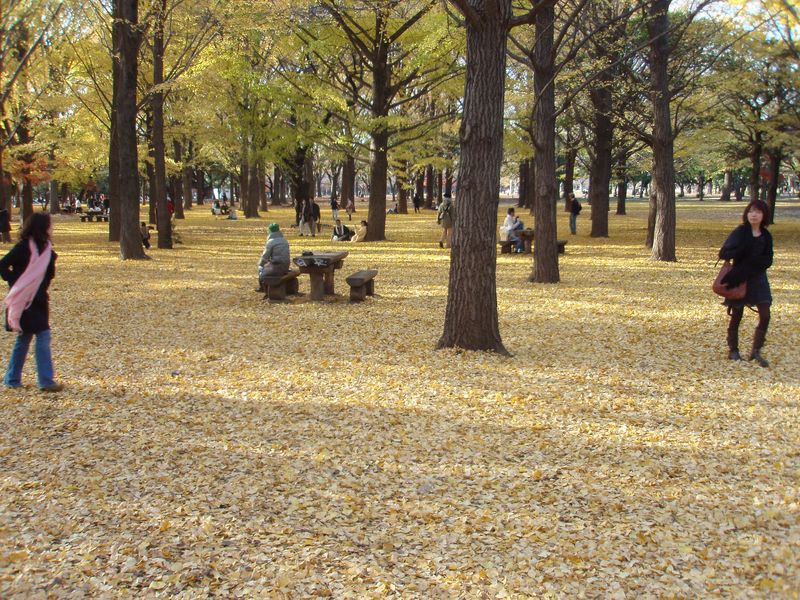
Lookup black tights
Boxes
[729,303,770,333]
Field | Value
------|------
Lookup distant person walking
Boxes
[1,213,63,391]
[412,192,421,214]
[718,199,774,367]
[330,195,339,221]
[437,193,454,248]
[568,193,581,235]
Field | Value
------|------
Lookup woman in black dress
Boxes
[718,199,773,367]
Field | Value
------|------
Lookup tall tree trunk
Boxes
[720,170,732,201]
[17,122,33,223]
[518,160,528,208]
[240,153,250,211]
[436,169,443,204]
[152,0,171,248]
[648,0,676,262]
[341,154,355,208]
[116,0,145,259]
[425,164,434,209]
[444,167,453,197]
[749,132,762,203]
[366,129,389,240]
[258,161,268,212]
[171,140,184,218]
[563,147,576,211]
[766,151,780,224]
[530,3,560,283]
[146,157,156,225]
[646,188,657,249]
[615,151,627,215]
[439,0,510,354]
[108,18,121,243]
[589,85,612,238]
[246,156,260,218]
[697,171,705,201]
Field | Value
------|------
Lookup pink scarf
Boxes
[4,239,52,333]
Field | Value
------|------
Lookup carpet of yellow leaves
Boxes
[1,199,798,598]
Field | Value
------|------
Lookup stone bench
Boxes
[262,270,301,301]
[345,269,378,302]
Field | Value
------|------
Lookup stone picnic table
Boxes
[292,250,349,301]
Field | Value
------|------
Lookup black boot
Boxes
[727,328,741,361]
[748,328,769,368]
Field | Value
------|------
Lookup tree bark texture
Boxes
[647,0,676,261]
[530,3,560,283]
[425,164,434,209]
[563,147,576,211]
[366,129,389,240]
[152,0,172,249]
[589,85,612,237]
[116,0,145,259]
[766,151,780,224]
[438,0,510,354]
[720,170,732,201]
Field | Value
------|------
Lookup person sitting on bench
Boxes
[351,220,368,243]
[258,222,290,291]
[331,219,352,241]
[500,207,525,253]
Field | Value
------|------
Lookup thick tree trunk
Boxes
[444,167,453,197]
[589,85,612,237]
[697,171,705,201]
[258,162,268,212]
[17,122,33,223]
[720,170,732,201]
[341,154,355,208]
[436,169,443,204]
[366,129,389,240]
[530,3,560,283]
[171,140,184,219]
[646,188,657,249]
[563,147,576,211]
[240,154,250,211]
[648,0,676,262]
[425,164,434,209]
[439,1,510,354]
[146,157,156,225]
[116,0,145,259]
[766,151,780,224]
[615,151,627,215]
[152,0,171,249]
[518,160,528,208]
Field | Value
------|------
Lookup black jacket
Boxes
[0,240,57,333]
[718,224,773,287]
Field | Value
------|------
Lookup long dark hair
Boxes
[742,199,770,228]
[20,212,52,252]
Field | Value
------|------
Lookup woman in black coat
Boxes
[1,213,62,390]
[718,199,773,367]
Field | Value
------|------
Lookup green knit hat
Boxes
[268,222,280,232]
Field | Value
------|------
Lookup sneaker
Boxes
[40,383,64,392]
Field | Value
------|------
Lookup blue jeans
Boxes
[4,329,55,388]
[569,213,577,234]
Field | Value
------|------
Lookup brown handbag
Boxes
[713,260,747,300]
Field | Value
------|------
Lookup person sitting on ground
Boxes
[501,207,525,253]
[211,201,222,216]
[351,220,368,243]
[331,219,352,242]
[226,207,238,220]
[386,203,398,215]
[140,222,152,249]
[258,222,290,291]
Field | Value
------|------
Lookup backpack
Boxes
[574,200,582,215]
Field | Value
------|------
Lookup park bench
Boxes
[346,269,378,301]
[79,213,108,222]
[499,239,568,255]
[262,270,301,301]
